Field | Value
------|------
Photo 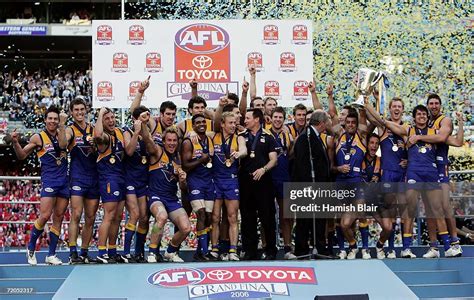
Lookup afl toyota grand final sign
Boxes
[92,20,313,108]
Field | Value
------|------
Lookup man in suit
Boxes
[292,110,332,258]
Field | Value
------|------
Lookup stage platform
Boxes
[0,250,473,299]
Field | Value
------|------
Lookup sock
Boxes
[284,245,292,253]
[197,229,208,255]
[98,246,107,256]
[359,222,369,249]
[429,241,439,249]
[48,226,60,256]
[167,243,178,254]
[69,242,77,255]
[376,241,384,249]
[402,234,412,250]
[336,226,345,250]
[135,226,148,256]
[211,244,219,253]
[28,220,44,251]
[149,243,158,255]
[80,248,88,257]
[108,245,117,257]
[450,236,460,246]
[229,245,237,254]
[439,231,450,251]
[388,223,396,251]
[124,223,136,255]
[348,240,357,251]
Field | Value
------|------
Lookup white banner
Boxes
[92,20,313,108]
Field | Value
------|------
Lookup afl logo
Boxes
[292,25,309,45]
[145,52,163,72]
[293,80,309,100]
[96,25,113,45]
[111,52,129,72]
[279,52,296,72]
[96,81,114,101]
[175,23,229,54]
[148,267,205,288]
[247,52,264,71]
[128,25,145,45]
[264,81,280,97]
[262,25,280,45]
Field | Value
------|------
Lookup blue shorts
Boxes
[99,179,126,202]
[188,183,215,201]
[214,180,239,201]
[126,184,148,198]
[148,194,182,213]
[70,177,100,199]
[406,170,440,190]
[381,170,406,193]
[437,164,449,184]
[41,181,70,199]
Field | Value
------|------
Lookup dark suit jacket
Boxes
[291,126,330,183]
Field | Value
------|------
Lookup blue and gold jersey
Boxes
[97,128,125,179]
[212,132,239,180]
[407,126,437,172]
[183,118,213,136]
[68,123,97,179]
[429,114,450,166]
[37,130,67,182]
[335,131,366,182]
[379,123,408,172]
[123,127,148,186]
[148,151,180,199]
[362,155,381,183]
[287,122,304,140]
[270,129,291,182]
[186,135,214,183]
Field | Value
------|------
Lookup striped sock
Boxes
[124,223,136,255]
[229,245,237,253]
[108,245,117,257]
[98,246,107,256]
[167,243,178,254]
[135,226,148,256]
[28,220,44,251]
[69,242,77,255]
[197,229,209,255]
[149,243,158,255]
[48,226,60,256]
[439,231,450,251]
[450,236,460,246]
[359,223,369,249]
[429,241,439,249]
[402,234,412,250]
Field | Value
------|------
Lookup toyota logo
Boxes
[206,269,233,281]
[192,55,213,69]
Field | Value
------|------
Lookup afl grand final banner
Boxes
[92,20,313,108]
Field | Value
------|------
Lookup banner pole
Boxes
[121,0,125,126]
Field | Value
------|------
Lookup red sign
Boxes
[128,25,145,45]
[97,81,113,101]
[96,25,113,45]
[145,52,163,72]
[247,52,264,71]
[174,23,230,82]
[262,25,279,45]
[264,80,280,97]
[111,52,129,72]
[292,25,309,44]
[293,80,309,99]
[129,81,143,100]
[279,52,296,72]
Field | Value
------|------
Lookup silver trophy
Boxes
[352,68,383,107]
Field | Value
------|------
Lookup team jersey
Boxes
[151,119,177,146]
[123,127,148,186]
[287,122,305,140]
[379,123,408,172]
[97,128,125,180]
[183,118,213,136]
[429,114,450,166]
[361,155,381,182]
[68,123,97,179]
[335,131,366,182]
[186,135,214,184]
[148,151,181,199]
[407,126,437,172]
[212,132,239,180]
[264,121,272,130]
[37,130,67,182]
[270,129,291,182]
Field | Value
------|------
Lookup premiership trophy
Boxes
[352,68,384,107]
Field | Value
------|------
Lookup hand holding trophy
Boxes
[352,68,384,108]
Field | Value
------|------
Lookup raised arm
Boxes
[213,97,228,133]
[124,120,142,156]
[364,97,406,137]
[11,131,41,160]
[234,135,248,159]
[249,65,257,101]
[93,107,110,151]
[447,112,464,147]
[326,84,337,120]
[130,76,150,114]
[239,76,249,117]
[57,112,68,149]
[190,78,198,98]
[308,79,322,110]
[141,122,160,157]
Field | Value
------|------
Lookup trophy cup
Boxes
[352,68,382,108]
